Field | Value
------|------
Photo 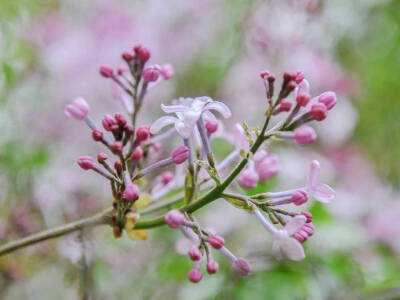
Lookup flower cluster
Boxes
[65,45,336,284]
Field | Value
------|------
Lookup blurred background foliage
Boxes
[1,0,400,299]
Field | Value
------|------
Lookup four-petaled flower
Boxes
[272,215,306,261]
[150,97,231,138]
[307,160,335,203]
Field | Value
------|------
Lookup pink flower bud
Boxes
[238,168,259,189]
[303,223,315,236]
[291,190,308,206]
[102,115,116,131]
[188,268,203,283]
[122,52,134,62]
[278,99,292,112]
[165,210,185,228]
[205,121,218,134]
[318,91,337,110]
[294,126,317,146]
[260,70,270,79]
[131,147,143,160]
[161,171,174,185]
[64,97,90,120]
[133,45,151,62]
[122,183,139,203]
[296,93,311,107]
[188,247,202,261]
[256,155,279,182]
[310,103,328,121]
[142,65,160,82]
[114,161,123,172]
[171,146,190,164]
[99,66,114,78]
[232,258,251,277]
[267,74,276,82]
[97,153,108,163]
[207,235,225,249]
[92,130,103,142]
[77,156,94,170]
[301,211,313,223]
[286,80,297,91]
[115,113,127,126]
[125,124,134,135]
[136,126,150,142]
[295,71,304,84]
[117,67,127,76]
[160,64,174,80]
[111,141,123,155]
[294,232,307,243]
[283,71,296,81]
[206,261,219,274]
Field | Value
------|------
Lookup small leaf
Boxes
[223,196,251,210]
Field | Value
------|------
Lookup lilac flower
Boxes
[307,160,335,203]
[150,97,231,138]
[64,97,90,120]
[271,215,306,261]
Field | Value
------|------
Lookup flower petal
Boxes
[175,120,194,139]
[298,79,310,95]
[204,101,231,118]
[281,237,305,261]
[311,183,335,203]
[150,116,178,134]
[161,104,188,114]
[284,215,306,235]
[308,160,320,188]
[271,239,283,261]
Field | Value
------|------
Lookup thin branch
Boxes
[0,207,113,256]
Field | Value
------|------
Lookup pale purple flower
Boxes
[150,97,231,138]
[307,160,335,203]
[271,215,306,261]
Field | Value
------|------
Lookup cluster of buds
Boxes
[64,43,337,284]
[165,210,250,282]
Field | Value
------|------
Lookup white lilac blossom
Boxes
[150,97,231,139]
[307,160,335,203]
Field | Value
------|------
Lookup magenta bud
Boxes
[267,74,276,82]
[294,232,307,243]
[102,114,116,131]
[164,210,185,228]
[259,70,270,79]
[92,130,103,142]
[115,113,127,126]
[131,147,143,160]
[64,97,90,120]
[310,103,328,121]
[294,126,317,146]
[301,211,313,223]
[161,171,174,185]
[303,223,315,236]
[296,93,311,107]
[206,261,219,274]
[136,126,150,142]
[207,235,225,250]
[205,121,218,134]
[111,141,123,155]
[133,45,151,62]
[291,190,308,206]
[125,124,134,135]
[122,51,134,62]
[97,153,108,163]
[160,64,174,80]
[122,183,139,203]
[318,91,337,110]
[188,268,203,283]
[77,156,94,170]
[232,258,251,277]
[237,168,259,189]
[99,65,114,78]
[142,65,160,82]
[256,155,279,182]
[171,146,190,165]
[286,80,297,91]
[283,71,296,81]
[188,247,202,261]
[295,71,304,84]
[114,160,123,172]
[278,99,292,112]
